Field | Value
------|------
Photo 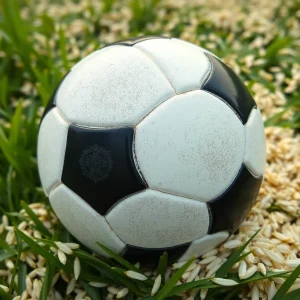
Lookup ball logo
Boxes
[79,145,113,182]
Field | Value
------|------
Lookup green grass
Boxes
[0,0,299,298]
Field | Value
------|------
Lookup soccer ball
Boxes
[38,36,266,263]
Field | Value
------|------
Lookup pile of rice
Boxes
[1,0,299,299]
[2,124,299,300]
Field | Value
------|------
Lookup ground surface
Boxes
[0,0,299,299]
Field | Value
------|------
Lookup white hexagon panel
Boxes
[135,90,246,202]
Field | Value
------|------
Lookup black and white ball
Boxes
[38,37,266,263]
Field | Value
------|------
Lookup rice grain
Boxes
[58,249,67,265]
[65,242,80,249]
[205,261,223,278]
[107,286,119,295]
[212,278,238,286]
[26,276,32,295]
[151,274,161,296]
[199,256,216,265]
[117,287,129,298]
[250,284,259,300]
[55,241,73,255]
[74,257,81,280]
[200,288,208,300]
[0,285,9,292]
[202,249,218,258]
[67,278,76,295]
[238,261,247,279]
[286,259,300,268]
[32,279,42,299]
[264,249,284,264]
[258,263,267,276]
[187,265,201,282]
[125,270,147,281]
[0,269,9,276]
[89,282,107,288]
[223,240,242,249]
[52,272,60,287]
[267,281,277,300]
[2,215,8,227]
[241,266,258,280]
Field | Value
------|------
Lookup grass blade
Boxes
[273,264,300,300]
[6,166,14,212]
[0,236,17,261]
[157,252,168,284]
[103,0,116,12]
[216,230,260,278]
[204,288,227,300]
[58,26,69,71]
[81,281,102,300]
[265,37,291,58]
[168,279,216,296]
[96,241,140,272]
[0,236,11,249]
[17,262,27,295]
[81,275,115,285]
[39,261,55,300]
[282,288,300,300]
[9,99,23,147]
[0,0,32,74]
[0,76,8,109]
[0,287,11,300]
[264,108,290,127]
[223,286,241,300]
[20,200,52,237]
[9,224,23,294]
[169,270,289,297]
[0,250,16,262]
[237,250,253,262]
[0,127,21,172]
[155,257,195,300]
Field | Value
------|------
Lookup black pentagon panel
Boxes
[62,125,147,215]
[207,164,262,234]
[41,71,71,122]
[123,243,190,266]
[203,54,256,124]
[106,36,169,47]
